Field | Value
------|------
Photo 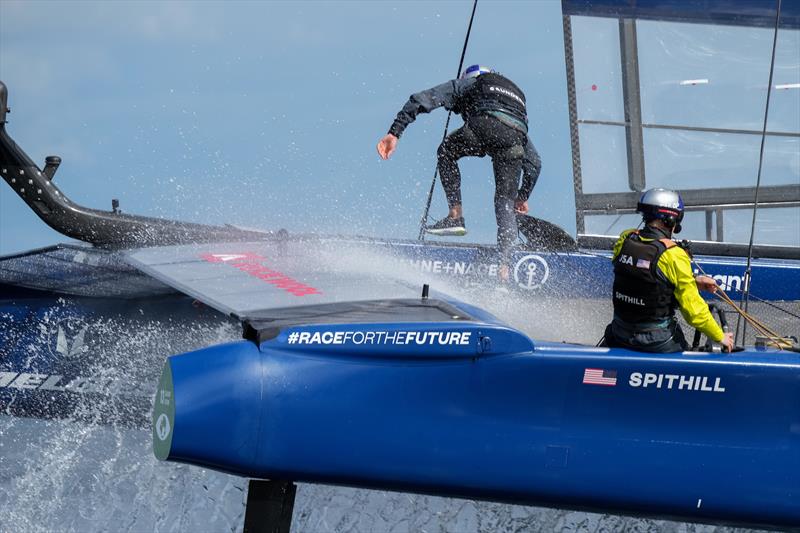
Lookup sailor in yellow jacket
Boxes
[603,188,734,353]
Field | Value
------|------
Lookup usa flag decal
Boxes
[583,368,617,386]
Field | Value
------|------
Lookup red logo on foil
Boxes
[200,252,321,297]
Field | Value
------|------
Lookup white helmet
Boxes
[460,64,492,79]
[636,188,685,234]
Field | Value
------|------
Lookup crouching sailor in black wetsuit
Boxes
[376,65,542,281]
[602,188,734,353]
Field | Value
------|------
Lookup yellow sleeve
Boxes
[657,247,724,342]
[612,229,636,260]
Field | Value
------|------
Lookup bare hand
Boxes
[498,264,510,282]
[514,200,529,215]
[696,275,719,293]
[721,331,734,353]
[377,134,398,160]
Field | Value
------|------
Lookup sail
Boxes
[123,240,428,318]
[0,244,172,298]
[562,1,800,248]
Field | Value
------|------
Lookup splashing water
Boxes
[0,252,775,532]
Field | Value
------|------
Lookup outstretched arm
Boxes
[387,80,461,139]
[378,79,474,160]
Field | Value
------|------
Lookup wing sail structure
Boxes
[0,244,173,298]
[123,240,430,319]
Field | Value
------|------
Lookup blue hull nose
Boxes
[153,340,263,475]
[153,327,800,529]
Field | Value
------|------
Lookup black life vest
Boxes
[455,73,528,127]
[612,231,678,324]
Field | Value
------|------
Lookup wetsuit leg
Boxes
[437,125,485,208]
[491,155,523,263]
[465,116,526,263]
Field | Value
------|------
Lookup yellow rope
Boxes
[713,289,793,350]
[694,261,793,350]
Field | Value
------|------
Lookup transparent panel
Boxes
[586,211,708,240]
[584,213,641,236]
[572,16,624,122]
[638,20,774,130]
[764,135,800,185]
[768,28,800,134]
[578,124,629,193]
[722,207,800,247]
[644,129,800,189]
[570,12,798,246]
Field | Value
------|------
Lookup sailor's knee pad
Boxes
[501,144,526,161]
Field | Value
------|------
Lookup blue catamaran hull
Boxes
[153,308,800,529]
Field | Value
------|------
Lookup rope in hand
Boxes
[694,260,794,350]
[713,288,793,350]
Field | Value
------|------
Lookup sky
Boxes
[0,0,574,255]
[0,0,797,255]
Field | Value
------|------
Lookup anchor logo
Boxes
[513,254,550,290]
[156,413,171,441]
